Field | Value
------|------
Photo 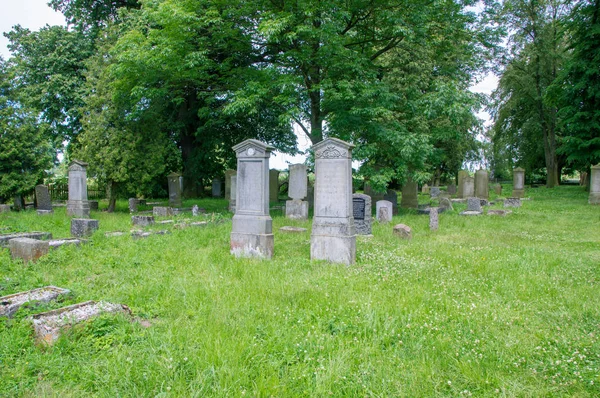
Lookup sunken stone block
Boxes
[37,209,53,215]
[71,218,99,238]
[504,198,522,208]
[393,224,412,239]
[487,209,512,216]
[153,206,173,217]
[1,286,70,318]
[132,215,155,227]
[279,226,308,233]
[9,238,49,263]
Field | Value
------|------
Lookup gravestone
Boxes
[286,164,308,220]
[460,197,483,216]
[0,204,10,213]
[353,193,372,235]
[224,169,236,201]
[429,207,439,231]
[132,215,155,226]
[393,224,412,239]
[66,160,90,218]
[0,286,70,318]
[269,169,280,202]
[0,232,52,248]
[590,164,600,205]
[71,218,99,238]
[447,184,457,196]
[9,238,49,263]
[128,198,138,213]
[512,167,525,198]
[430,187,441,198]
[35,185,52,211]
[457,170,469,198]
[229,175,237,212]
[376,200,393,223]
[192,204,199,216]
[384,190,398,214]
[153,206,173,217]
[494,184,502,195]
[307,185,314,208]
[475,170,489,199]
[504,198,522,208]
[421,184,430,195]
[310,138,356,265]
[13,195,24,211]
[401,178,419,209]
[439,197,453,211]
[168,172,183,207]
[231,139,274,259]
[211,178,223,198]
[463,176,475,198]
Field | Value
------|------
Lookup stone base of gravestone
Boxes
[71,219,99,238]
[504,198,522,208]
[9,238,49,263]
[590,192,600,205]
[49,238,84,249]
[393,224,412,239]
[0,204,11,213]
[285,200,308,220]
[37,210,53,215]
[512,189,524,198]
[132,215,155,227]
[231,231,274,259]
[66,201,90,218]
[153,207,173,217]
[429,207,439,231]
[279,226,308,233]
[310,234,356,264]
[459,210,483,216]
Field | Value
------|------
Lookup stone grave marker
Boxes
[590,164,600,204]
[0,232,52,248]
[460,197,483,216]
[421,184,430,194]
[393,224,412,239]
[401,178,419,209]
[475,169,489,199]
[494,184,502,195]
[229,175,237,212]
[457,170,469,198]
[192,204,199,216]
[231,139,274,258]
[132,215,155,226]
[384,189,398,211]
[439,197,453,211]
[71,219,99,237]
[128,198,138,213]
[0,204,10,213]
[286,164,308,220]
[9,238,49,263]
[225,169,236,200]
[463,176,475,198]
[212,178,223,198]
[430,187,441,198]
[353,193,372,235]
[13,195,24,211]
[504,198,522,208]
[447,184,457,196]
[429,207,439,231]
[310,138,356,265]
[376,200,393,223]
[66,160,90,218]
[487,209,512,216]
[0,286,70,318]
[168,172,183,207]
[35,185,52,211]
[153,206,173,217]
[269,169,280,202]
[512,167,525,198]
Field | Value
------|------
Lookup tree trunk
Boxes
[107,180,117,213]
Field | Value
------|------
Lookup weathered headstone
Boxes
[231,139,274,258]
[128,198,138,213]
[494,184,502,195]
[457,170,469,198]
[353,193,372,235]
[132,215,155,226]
[310,138,356,265]
[590,164,600,205]
[9,238,49,263]
[393,224,412,239]
[192,204,199,216]
[0,204,10,213]
[153,206,173,217]
[211,178,223,198]
[439,197,453,211]
[168,172,183,207]
[35,185,52,211]
[460,197,483,216]
[447,184,457,196]
[66,160,90,218]
[463,175,475,198]
[430,187,441,198]
[286,164,308,220]
[13,195,24,211]
[0,232,52,248]
[229,175,237,212]
[421,184,430,194]
[429,207,439,231]
[269,169,280,202]
[376,200,393,223]
[71,218,99,238]
[401,178,419,209]
[224,169,236,200]
[504,198,522,208]
[0,286,70,318]
[512,167,525,198]
[475,169,489,199]
[307,185,314,208]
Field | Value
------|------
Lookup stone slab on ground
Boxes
[105,231,126,237]
[131,230,171,239]
[132,215,155,227]
[487,209,513,216]
[9,238,50,263]
[71,219,99,238]
[459,210,483,216]
[393,224,412,239]
[153,206,173,217]
[0,232,52,248]
[30,301,131,345]
[279,226,308,233]
[0,286,70,318]
[504,198,522,208]
[37,210,54,215]
[49,238,85,249]
[417,206,448,215]
[157,220,175,225]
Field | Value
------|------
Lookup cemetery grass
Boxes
[0,187,599,397]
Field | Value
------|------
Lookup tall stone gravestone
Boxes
[376,200,393,223]
[475,170,489,199]
[589,164,600,205]
[269,169,280,202]
[13,195,24,211]
[211,178,222,198]
[230,140,274,258]
[229,175,237,212]
[310,138,356,265]
[35,185,52,211]
[66,160,90,218]
[353,193,372,235]
[168,172,183,208]
[447,184,457,196]
[224,169,236,200]
[457,170,469,198]
[512,167,525,198]
[384,190,398,214]
[401,178,419,209]
[286,164,308,220]
[463,175,475,198]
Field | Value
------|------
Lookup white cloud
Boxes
[0,0,65,59]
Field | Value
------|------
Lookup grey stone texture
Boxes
[307,185,314,208]
[212,178,223,198]
[132,215,155,227]
[71,218,99,238]
[401,179,419,209]
[13,195,24,211]
[0,204,10,213]
[269,169,280,202]
[512,167,525,198]
[447,184,457,196]
[225,169,236,201]
[192,205,199,216]
[475,170,489,199]
[153,206,173,217]
[463,176,475,198]
[494,184,502,195]
[457,170,469,198]
[376,200,393,223]
[384,189,398,208]
[230,139,275,259]
[35,185,52,211]
[0,286,70,318]
[66,160,90,218]
[285,199,309,220]
[310,138,356,265]
[439,197,453,210]
[288,164,308,200]
[168,172,183,207]
[128,198,138,213]
[590,164,600,204]
[429,207,439,231]
[0,232,52,248]
[229,175,237,212]
[460,197,483,216]
[9,238,49,263]
[353,193,372,235]
[430,187,441,198]
[37,210,53,215]
[504,198,522,208]
[421,184,430,194]
[393,224,412,239]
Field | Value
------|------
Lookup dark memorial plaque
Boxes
[353,197,366,220]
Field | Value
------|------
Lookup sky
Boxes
[0,0,498,170]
